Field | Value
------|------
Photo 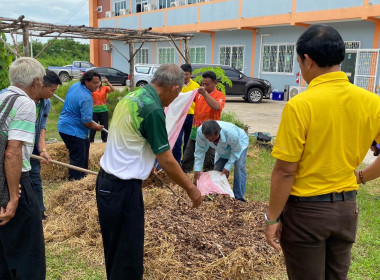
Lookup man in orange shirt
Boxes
[89,77,114,142]
[181,71,226,173]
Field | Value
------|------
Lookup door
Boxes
[341,52,356,84]
[223,69,246,95]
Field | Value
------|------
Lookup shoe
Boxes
[41,212,47,220]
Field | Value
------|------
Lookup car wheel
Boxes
[59,72,70,83]
[136,81,147,87]
[246,88,263,103]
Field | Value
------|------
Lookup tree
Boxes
[192,67,232,94]
[0,33,14,90]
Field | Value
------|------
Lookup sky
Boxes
[0,0,90,42]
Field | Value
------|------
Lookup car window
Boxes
[81,62,92,68]
[224,69,240,78]
[96,68,107,75]
[107,68,118,75]
[152,67,158,74]
[135,66,151,74]
[74,62,80,67]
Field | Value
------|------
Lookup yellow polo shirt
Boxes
[182,79,200,115]
[272,71,380,196]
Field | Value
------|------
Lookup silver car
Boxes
[133,64,160,87]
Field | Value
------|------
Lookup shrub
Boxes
[192,67,232,94]
[221,112,247,131]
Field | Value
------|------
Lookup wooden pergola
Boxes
[0,16,193,88]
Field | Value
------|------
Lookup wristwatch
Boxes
[264,213,280,225]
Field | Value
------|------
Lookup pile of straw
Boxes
[44,171,284,279]
[41,142,105,182]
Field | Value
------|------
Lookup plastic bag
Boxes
[197,170,234,198]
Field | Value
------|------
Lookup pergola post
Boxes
[129,43,135,91]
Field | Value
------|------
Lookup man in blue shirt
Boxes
[194,120,249,201]
[58,71,103,180]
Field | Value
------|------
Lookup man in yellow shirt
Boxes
[172,64,200,163]
[264,24,380,280]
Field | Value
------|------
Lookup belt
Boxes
[289,190,357,202]
[99,168,122,181]
[20,172,29,178]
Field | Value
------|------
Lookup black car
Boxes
[84,67,129,86]
[191,64,271,103]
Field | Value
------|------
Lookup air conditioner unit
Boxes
[103,44,111,51]
[105,11,115,18]
[170,1,179,7]
[143,4,154,12]
[119,8,129,15]
[199,0,208,3]
[96,6,102,12]
[288,86,307,99]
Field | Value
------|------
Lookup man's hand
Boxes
[264,222,282,251]
[221,168,229,179]
[198,86,207,96]
[0,199,19,226]
[40,151,52,164]
[97,124,104,131]
[194,171,201,184]
[186,185,202,208]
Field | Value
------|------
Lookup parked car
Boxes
[133,64,160,87]
[48,61,94,82]
[191,64,272,103]
[82,67,129,86]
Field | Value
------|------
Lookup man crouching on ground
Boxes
[96,63,202,280]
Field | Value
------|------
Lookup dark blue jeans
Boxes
[30,157,45,213]
[172,114,193,164]
[213,147,248,201]
[96,169,144,280]
[59,132,90,181]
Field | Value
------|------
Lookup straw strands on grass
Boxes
[41,142,105,182]
[44,170,284,279]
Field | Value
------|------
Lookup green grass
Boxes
[46,243,106,280]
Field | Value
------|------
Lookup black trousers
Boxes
[89,111,109,143]
[96,169,144,280]
[59,132,90,181]
[0,175,45,280]
[181,138,215,173]
[280,197,358,280]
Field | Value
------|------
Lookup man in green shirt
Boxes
[96,64,202,280]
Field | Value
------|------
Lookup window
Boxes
[135,66,151,74]
[189,47,206,63]
[107,68,118,75]
[159,48,175,64]
[219,46,244,71]
[115,1,127,16]
[136,0,148,12]
[135,48,149,64]
[262,44,294,73]
[81,62,92,68]
[345,41,360,50]
[159,0,178,9]
[224,69,240,78]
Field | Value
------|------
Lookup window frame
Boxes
[115,0,127,16]
[219,45,245,71]
[135,48,149,64]
[261,43,295,75]
[158,47,175,64]
[189,46,206,64]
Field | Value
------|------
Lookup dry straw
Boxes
[43,141,284,278]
